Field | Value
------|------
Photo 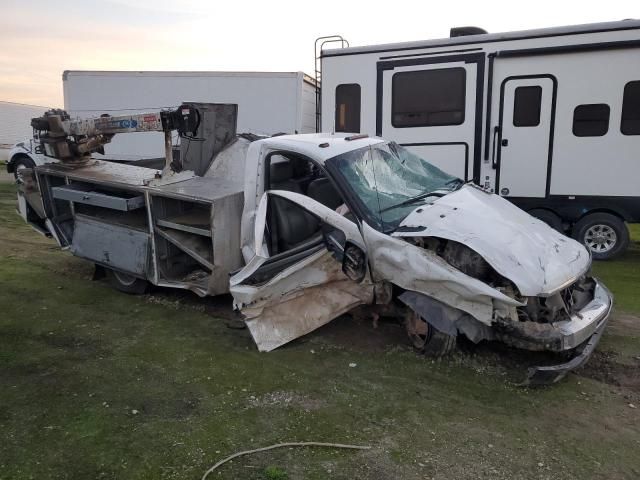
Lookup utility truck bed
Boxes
[33,160,244,296]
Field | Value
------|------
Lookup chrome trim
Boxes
[553,280,612,350]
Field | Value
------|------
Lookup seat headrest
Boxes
[270,161,293,183]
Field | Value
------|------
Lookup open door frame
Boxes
[230,190,374,351]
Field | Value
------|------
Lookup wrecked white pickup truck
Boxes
[16,104,612,385]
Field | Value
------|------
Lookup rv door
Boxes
[495,77,556,197]
[378,56,481,181]
[229,190,374,351]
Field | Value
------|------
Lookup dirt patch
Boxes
[37,332,108,356]
[607,313,640,337]
[138,391,201,419]
[576,349,640,393]
[305,313,408,354]
[247,391,325,411]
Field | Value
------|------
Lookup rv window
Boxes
[392,68,466,128]
[572,104,610,137]
[335,84,361,133]
[621,81,640,135]
[513,86,542,127]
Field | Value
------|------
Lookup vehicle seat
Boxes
[269,161,319,251]
[307,177,343,211]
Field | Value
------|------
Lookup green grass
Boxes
[592,224,640,314]
[1,179,639,479]
[264,466,289,480]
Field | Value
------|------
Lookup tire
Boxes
[572,212,630,261]
[404,310,456,357]
[528,209,564,232]
[11,155,36,180]
[105,268,150,294]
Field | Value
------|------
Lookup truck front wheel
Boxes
[404,310,456,357]
[105,268,150,294]
[572,213,629,260]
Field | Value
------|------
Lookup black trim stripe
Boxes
[375,53,485,184]
[484,54,496,161]
[494,74,558,198]
[321,23,640,58]
[379,47,482,60]
[496,39,640,57]
[400,142,470,181]
[508,195,640,223]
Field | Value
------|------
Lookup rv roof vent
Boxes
[450,26,488,37]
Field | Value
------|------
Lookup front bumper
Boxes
[524,280,612,386]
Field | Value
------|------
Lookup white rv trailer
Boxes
[320,20,640,259]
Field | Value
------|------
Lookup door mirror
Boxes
[322,227,346,262]
[322,229,366,283]
[342,242,367,283]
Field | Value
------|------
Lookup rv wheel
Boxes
[573,213,629,261]
[528,209,564,232]
[404,310,456,357]
[105,268,150,294]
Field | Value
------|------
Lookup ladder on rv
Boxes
[314,36,349,133]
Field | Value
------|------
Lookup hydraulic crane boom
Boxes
[30,104,200,167]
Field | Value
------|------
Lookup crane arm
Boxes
[30,105,200,164]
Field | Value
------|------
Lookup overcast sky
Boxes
[0,0,637,107]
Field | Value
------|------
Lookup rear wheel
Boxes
[404,310,456,357]
[105,268,150,294]
[572,212,629,260]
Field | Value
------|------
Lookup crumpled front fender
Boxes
[362,222,522,325]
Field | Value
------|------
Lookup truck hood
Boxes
[392,185,590,297]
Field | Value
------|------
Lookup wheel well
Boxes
[575,208,627,224]
[7,153,33,173]
[526,207,560,217]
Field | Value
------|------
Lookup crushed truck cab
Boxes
[16,107,612,385]
[232,133,612,384]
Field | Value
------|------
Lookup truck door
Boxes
[378,55,483,181]
[230,190,374,352]
[495,77,556,198]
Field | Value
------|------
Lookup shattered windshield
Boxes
[327,142,461,231]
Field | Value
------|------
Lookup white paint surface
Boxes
[63,71,316,159]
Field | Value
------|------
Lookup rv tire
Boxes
[572,213,629,261]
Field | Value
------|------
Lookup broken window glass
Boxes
[329,142,459,231]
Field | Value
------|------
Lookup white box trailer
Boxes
[319,20,640,259]
[63,70,317,161]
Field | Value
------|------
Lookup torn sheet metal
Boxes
[232,249,374,351]
[398,291,494,343]
[393,185,590,296]
[230,190,374,351]
[362,222,522,325]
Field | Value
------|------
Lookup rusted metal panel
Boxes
[70,215,150,276]
[52,184,145,211]
[234,249,374,351]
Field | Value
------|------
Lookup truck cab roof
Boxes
[257,133,385,164]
